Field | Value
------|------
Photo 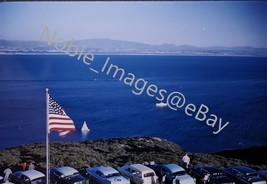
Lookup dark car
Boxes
[50,166,87,184]
[189,166,234,184]
[224,166,266,184]
[258,170,267,181]
[148,164,195,184]
[9,170,46,184]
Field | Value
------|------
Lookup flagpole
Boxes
[45,88,49,184]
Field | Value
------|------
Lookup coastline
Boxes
[0,52,266,57]
[0,137,266,172]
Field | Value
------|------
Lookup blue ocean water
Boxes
[0,55,266,153]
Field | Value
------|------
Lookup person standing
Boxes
[28,163,35,170]
[203,173,210,184]
[3,168,12,182]
[182,153,190,169]
[172,175,179,184]
[21,162,27,170]
[161,173,166,184]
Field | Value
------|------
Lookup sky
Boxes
[0,1,266,48]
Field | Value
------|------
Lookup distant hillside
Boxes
[0,137,266,172]
[0,39,266,56]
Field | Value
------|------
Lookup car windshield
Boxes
[173,171,186,176]
[105,173,121,178]
[14,172,23,177]
[31,177,46,184]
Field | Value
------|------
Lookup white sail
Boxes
[156,102,168,107]
[81,121,90,132]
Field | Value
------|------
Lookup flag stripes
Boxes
[48,94,76,137]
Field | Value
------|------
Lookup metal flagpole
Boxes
[45,88,49,184]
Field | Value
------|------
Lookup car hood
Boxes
[176,174,195,184]
[107,176,130,184]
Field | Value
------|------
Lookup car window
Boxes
[195,168,203,175]
[232,169,240,175]
[21,175,31,184]
[173,171,186,176]
[246,173,258,177]
[54,171,63,177]
[131,170,141,178]
[95,171,104,177]
[200,168,208,174]
[14,172,22,177]
[31,177,46,184]
[232,169,243,177]
[106,173,121,178]
[166,170,172,176]
[160,167,168,175]
[126,167,132,173]
[144,172,155,177]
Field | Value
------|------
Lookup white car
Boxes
[9,170,46,184]
[117,164,158,184]
[82,166,130,184]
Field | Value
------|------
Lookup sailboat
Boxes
[155,101,168,108]
[81,121,90,132]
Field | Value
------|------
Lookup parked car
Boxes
[117,164,158,184]
[80,166,130,184]
[258,170,267,181]
[9,170,46,184]
[189,166,234,184]
[149,163,195,184]
[224,166,266,184]
[50,166,87,184]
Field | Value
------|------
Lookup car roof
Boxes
[164,164,185,173]
[199,166,222,173]
[22,170,45,180]
[233,166,256,174]
[90,166,118,175]
[55,167,79,176]
[13,171,23,176]
[130,164,155,173]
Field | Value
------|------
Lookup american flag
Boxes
[48,94,76,137]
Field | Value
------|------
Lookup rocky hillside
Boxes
[0,137,266,172]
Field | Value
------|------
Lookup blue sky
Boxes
[0,1,266,48]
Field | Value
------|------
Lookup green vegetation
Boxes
[0,137,266,171]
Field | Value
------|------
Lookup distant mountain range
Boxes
[0,39,266,57]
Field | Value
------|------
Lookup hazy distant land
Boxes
[0,39,266,57]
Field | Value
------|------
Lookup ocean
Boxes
[0,55,266,153]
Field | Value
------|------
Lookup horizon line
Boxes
[1,38,267,49]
